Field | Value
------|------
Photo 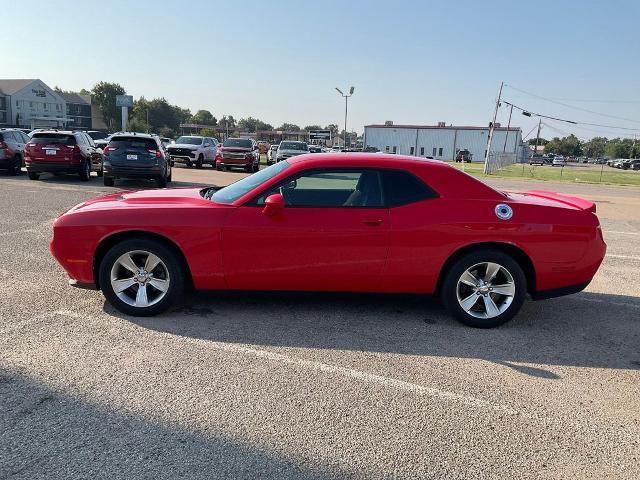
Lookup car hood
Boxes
[221,147,251,152]
[278,149,307,155]
[168,143,200,150]
[64,187,218,215]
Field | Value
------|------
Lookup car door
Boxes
[222,168,391,292]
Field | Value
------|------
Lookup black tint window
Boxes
[109,137,158,149]
[381,170,437,207]
[30,134,76,145]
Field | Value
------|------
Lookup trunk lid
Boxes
[106,136,159,167]
[28,133,77,163]
[520,190,596,213]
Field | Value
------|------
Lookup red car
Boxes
[25,130,103,181]
[50,154,606,328]
[216,137,261,172]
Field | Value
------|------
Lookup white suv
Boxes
[167,135,218,168]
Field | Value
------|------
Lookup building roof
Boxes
[365,124,520,132]
[0,79,39,96]
[58,91,90,105]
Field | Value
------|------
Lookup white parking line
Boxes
[606,254,640,261]
[202,339,520,415]
[605,231,640,236]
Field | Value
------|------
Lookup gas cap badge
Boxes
[495,203,513,220]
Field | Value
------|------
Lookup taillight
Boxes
[148,149,162,158]
[103,146,117,155]
[0,141,7,149]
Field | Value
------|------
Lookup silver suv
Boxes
[167,135,218,168]
[0,128,30,175]
[276,141,309,162]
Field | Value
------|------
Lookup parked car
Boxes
[308,144,323,153]
[611,159,627,169]
[102,133,171,187]
[160,137,174,149]
[276,141,309,162]
[529,155,549,166]
[455,149,472,163]
[166,135,218,168]
[86,131,110,141]
[620,159,640,170]
[0,128,30,175]
[552,156,566,167]
[50,153,606,328]
[216,138,260,172]
[24,130,103,181]
[267,144,279,165]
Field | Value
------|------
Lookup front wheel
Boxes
[99,238,184,317]
[441,250,526,328]
[103,176,115,187]
[196,155,203,169]
[28,171,40,180]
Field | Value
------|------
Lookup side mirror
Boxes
[204,143,211,147]
[262,193,285,216]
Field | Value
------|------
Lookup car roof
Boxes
[287,152,451,169]
[31,130,76,135]
[111,133,156,139]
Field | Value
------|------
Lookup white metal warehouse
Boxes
[363,123,527,162]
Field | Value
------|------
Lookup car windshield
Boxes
[208,161,290,204]
[30,133,76,145]
[280,142,307,150]
[109,136,158,149]
[176,136,202,145]
[224,138,252,148]
[87,131,109,140]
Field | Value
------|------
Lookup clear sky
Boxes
[3,0,639,139]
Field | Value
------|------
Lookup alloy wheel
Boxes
[110,250,170,308]
[455,262,516,319]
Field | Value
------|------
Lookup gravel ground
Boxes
[1,166,639,479]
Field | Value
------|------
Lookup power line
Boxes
[502,100,640,132]
[504,84,640,125]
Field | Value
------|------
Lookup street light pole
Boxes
[335,86,354,148]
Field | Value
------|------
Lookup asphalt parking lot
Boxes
[1,166,639,479]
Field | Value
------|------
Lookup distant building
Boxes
[58,92,92,130]
[0,79,67,129]
[363,123,528,162]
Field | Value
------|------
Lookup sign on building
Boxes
[115,95,133,107]
[309,130,331,140]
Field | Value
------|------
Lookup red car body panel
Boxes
[50,154,606,297]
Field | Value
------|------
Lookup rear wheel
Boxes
[103,176,115,187]
[99,238,184,317]
[441,249,526,328]
[166,164,172,182]
[11,156,22,175]
[196,155,204,169]
[28,171,39,180]
[79,161,91,181]
[96,163,104,177]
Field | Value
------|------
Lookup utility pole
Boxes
[503,103,513,152]
[534,119,542,156]
[483,81,503,174]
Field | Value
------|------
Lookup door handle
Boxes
[363,219,384,226]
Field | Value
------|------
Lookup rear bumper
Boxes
[26,161,81,173]
[104,165,163,178]
[531,281,590,300]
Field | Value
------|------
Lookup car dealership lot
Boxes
[1,168,639,479]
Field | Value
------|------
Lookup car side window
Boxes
[380,170,437,207]
[256,169,384,208]
[4,132,15,142]
[21,132,30,143]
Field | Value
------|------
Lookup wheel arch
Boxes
[93,230,193,289]
[435,242,536,295]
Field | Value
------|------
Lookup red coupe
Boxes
[50,154,606,328]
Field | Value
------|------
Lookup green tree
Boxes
[304,125,322,131]
[324,124,339,136]
[91,81,126,131]
[605,138,635,159]
[218,115,236,129]
[192,109,217,125]
[278,123,300,131]
[238,117,273,132]
[199,127,218,137]
[159,127,176,139]
[131,97,190,134]
[544,135,582,157]
[582,137,608,158]
[527,137,548,145]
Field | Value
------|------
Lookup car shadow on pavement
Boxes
[116,290,640,376]
[0,368,335,479]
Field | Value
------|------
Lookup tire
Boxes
[103,176,115,187]
[166,165,172,182]
[99,238,184,317]
[216,164,222,171]
[96,163,104,177]
[156,175,167,188]
[196,155,203,169]
[186,161,192,168]
[11,156,22,175]
[79,161,91,181]
[440,249,526,328]
[28,171,40,180]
